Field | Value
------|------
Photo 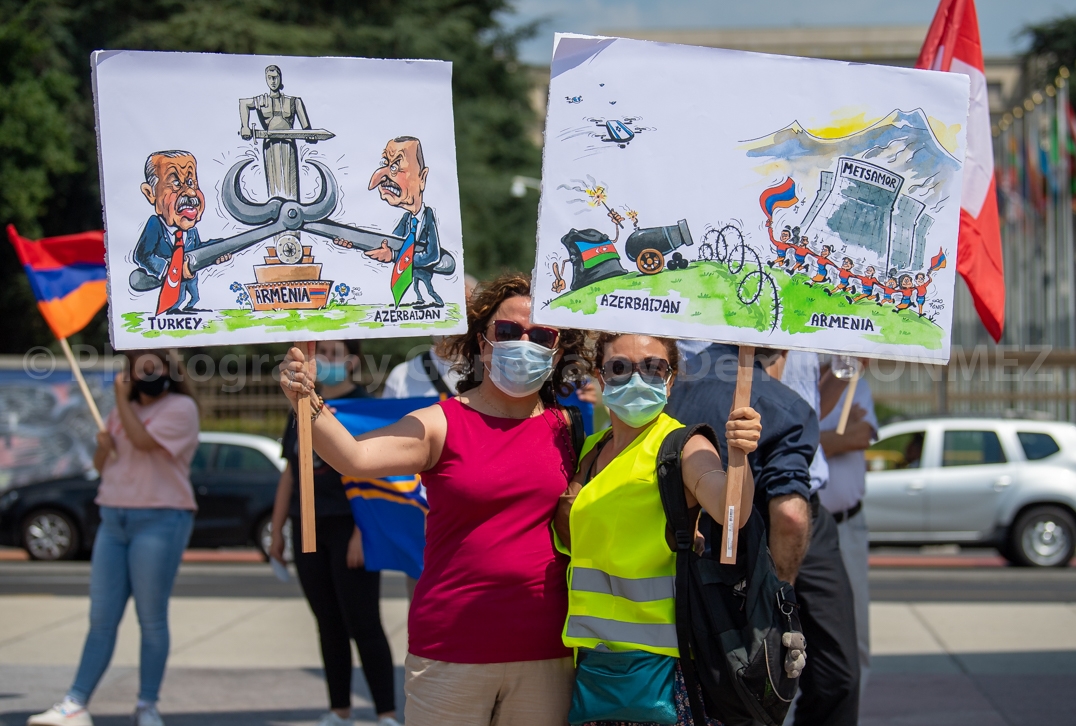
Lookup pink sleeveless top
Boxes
[408,397,574,663]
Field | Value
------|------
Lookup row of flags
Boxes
[996,86,1076,219]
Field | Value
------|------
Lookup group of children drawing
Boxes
[765,220,932,317]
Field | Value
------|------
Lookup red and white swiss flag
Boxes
[917,0,1004,341]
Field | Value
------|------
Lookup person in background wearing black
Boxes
[668,343,860,726]
[269,340,400,726]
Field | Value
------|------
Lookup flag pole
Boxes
[57,337,105,431]
[835,372,860,436]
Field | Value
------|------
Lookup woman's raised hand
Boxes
[727,406,762,455]
[279,342,317,406]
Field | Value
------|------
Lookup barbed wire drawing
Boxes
[697,223,781,331]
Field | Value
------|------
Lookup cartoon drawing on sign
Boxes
[238,65,331,200]
[332,137,456,308]
[541,101,962,349]
[94,51,467,349]
[130,151,233,315]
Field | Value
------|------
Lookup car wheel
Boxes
[22,509,80,561]
[256,515,293,563]
[1009,506,1076,568]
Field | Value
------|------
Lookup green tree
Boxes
[1022,15,1076,87]
[0,0,541,355]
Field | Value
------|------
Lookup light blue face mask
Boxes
[602,372,668,428]
[317,361,350,386]
[485,338,556,398]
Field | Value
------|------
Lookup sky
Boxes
[502,0,1076,65]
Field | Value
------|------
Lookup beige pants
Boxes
[404,653,574,726]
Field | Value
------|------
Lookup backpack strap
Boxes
[656,424,719,726]
[419,351,453,397]
[565,405,586,462]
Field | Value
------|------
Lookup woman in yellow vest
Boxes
[554,332,761,726]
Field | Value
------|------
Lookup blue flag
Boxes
[328,391,595,580]
[329,396,438,579]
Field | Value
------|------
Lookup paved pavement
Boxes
[5,558,1075,602]
[0,558,1074,725]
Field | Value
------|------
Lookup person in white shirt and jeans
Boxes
[819,364,878,709]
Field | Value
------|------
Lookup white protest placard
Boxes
[93,51,467,350]
[533,34,971,363]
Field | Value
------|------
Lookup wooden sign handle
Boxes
[835,373,860,436]
[721,345,754,564]
[297,342,317,553]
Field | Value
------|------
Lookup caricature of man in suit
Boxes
[335,136,448,307]
[133,151,230,314]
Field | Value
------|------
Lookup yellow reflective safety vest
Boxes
[561,413,684,658]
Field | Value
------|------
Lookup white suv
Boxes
[865,418,1076,567]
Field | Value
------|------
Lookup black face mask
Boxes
[134,376,169,398]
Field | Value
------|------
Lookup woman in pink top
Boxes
[30,350,200,726]
[279,273,591,726]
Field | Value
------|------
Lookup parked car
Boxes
[865,417,1076,567]
[0,432,287,561]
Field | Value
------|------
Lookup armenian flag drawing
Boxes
[759,178,799,219]
[929,248,948,273]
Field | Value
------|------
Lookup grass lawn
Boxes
[549,260,943,349]
[121,302,463,340]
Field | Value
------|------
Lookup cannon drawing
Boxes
[624,219,693,275]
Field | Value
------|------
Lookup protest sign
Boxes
[533,33,970,559]
[93,50,468,551]
[92,51,467,351]
[533,34,970,364]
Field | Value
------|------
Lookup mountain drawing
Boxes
[742,109,962,212]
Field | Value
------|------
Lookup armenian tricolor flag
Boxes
[331,396,437,579]
[578,238,621,269]
[390,236,415,308]
[7,225,107,339]
[759,178,798,219]
[929,248,948,273]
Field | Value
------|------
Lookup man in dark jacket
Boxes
[668,343,860,726]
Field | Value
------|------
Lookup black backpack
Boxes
[656,425,803,726]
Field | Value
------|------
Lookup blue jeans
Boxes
[69,507,193,704]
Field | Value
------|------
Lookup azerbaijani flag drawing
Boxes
[390,236,415,307]
[7,225,107,340]
[578,238,621,269]
[929,248,948,273]
[331,396,437,579]
[759,178,798,219]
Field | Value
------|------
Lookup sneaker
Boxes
[131,704,164,726]
[314,714,351,726]
[27,699,93,726]
[377,719,403,726]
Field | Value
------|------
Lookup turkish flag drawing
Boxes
[916,0,1005,342]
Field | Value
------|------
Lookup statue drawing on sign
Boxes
[238,65,333,200]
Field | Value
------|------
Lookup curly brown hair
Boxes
[438,272,592,406]
[593,332,680,379]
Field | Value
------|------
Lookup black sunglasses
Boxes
[600,356,671,386]
[487,319,560,350]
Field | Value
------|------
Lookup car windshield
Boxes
[866,431,925,471]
